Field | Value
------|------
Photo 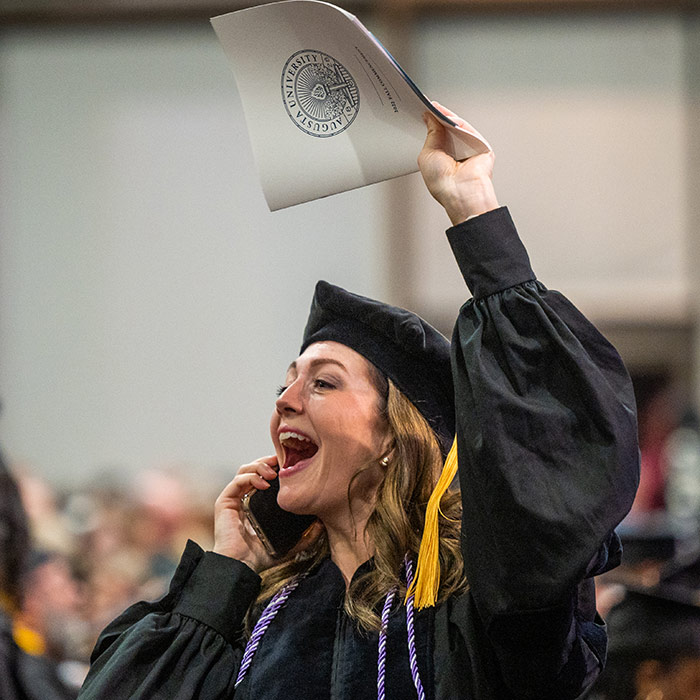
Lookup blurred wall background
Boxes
[0,1,698,487]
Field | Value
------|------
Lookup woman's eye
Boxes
[314,379,335,390]
[276,385,288,397]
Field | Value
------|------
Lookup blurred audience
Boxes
[589,375,700,699]
[589,553,700,700]
[588,586,700,700]
[631,374,684,515]
[1,449,218,698]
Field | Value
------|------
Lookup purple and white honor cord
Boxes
[377,585,396,700]
[236,557,427,699]
[403,555,426,700]
[235,575,305,688]
[377,556,426,700]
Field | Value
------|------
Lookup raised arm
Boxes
[419,110,640,697]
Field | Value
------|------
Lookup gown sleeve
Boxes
[446,207,640,698]
[77,540,261,699]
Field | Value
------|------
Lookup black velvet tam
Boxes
[300,281,455,451]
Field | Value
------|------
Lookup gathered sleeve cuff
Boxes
[174,546,261,646]
[446,207,536,299]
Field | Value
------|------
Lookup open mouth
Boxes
[279,431,319,469]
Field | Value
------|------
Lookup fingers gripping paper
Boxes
[211,1,490,211]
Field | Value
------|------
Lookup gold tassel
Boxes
[406,436,459,609]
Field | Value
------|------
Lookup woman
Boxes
[77,108,639,700]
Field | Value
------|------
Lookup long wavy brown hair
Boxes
[248,367,466,633]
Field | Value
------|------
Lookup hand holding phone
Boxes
[241,476,317,559]
[213,455,281,571]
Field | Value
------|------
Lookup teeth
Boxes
[279,431,311,443]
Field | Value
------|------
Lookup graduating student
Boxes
[77,108,639,700]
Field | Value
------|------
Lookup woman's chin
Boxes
[277,489,313,516]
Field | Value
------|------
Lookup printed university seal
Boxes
[281,50,360,138]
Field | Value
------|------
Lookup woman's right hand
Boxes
[213,455,279,573]
[418,103,499,226]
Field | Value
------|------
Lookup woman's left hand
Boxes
[418,102,499,226]
[213,456,279,573]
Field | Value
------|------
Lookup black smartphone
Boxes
[241,475,317,558]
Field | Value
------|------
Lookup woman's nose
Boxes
[275,380,303,415]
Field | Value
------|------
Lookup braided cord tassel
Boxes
[404,555,427,700]
[235,576,304,688]
[377,585,398,700]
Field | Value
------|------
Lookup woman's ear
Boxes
[379,438,395,467]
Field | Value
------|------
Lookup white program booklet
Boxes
[211,0,490,211]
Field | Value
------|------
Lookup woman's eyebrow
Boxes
[308,358,347,372]
[286,358,347,373]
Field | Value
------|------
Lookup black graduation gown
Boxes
[77,207,640,700]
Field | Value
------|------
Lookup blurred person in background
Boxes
[128,468,192,585]
[0,443,31,699]
[14,551,88,696]
[627,377,700,534]
[17,468,73,557]
[588,581,700,699]
[665,409,700,539]
[0,445,78,699]
[631,376,682,516]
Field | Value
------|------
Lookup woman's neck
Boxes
[324,516,374,589]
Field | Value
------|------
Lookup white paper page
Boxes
[211,0,490,210]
